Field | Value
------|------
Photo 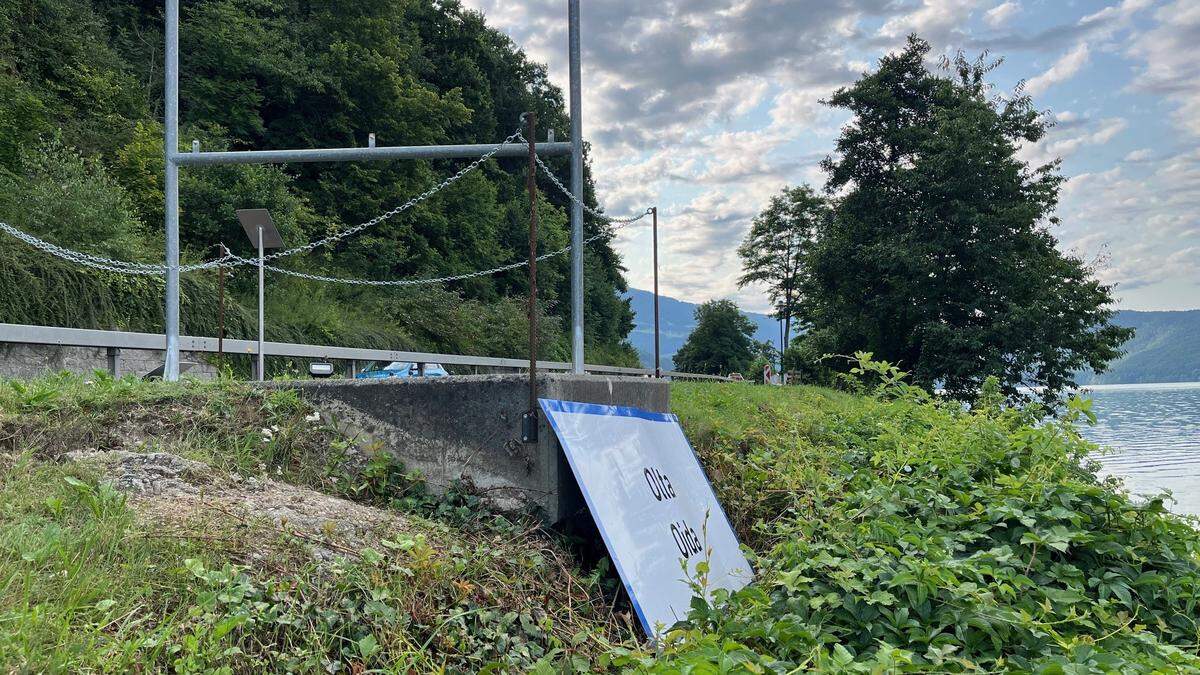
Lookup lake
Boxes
[1074,382,1200,518]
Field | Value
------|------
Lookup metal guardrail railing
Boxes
[0,323,731,381]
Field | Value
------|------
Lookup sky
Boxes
[461,0,1200,314]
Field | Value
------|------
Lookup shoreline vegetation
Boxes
[2,360,1198,672]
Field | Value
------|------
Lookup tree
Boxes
[737,185,830,352]
[0,0,641,365]
[673,300,757,376]
[797,36,1132,404]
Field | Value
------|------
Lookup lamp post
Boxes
[235,209,283,381]
[652,207,661,378]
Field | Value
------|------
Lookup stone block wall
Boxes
[0,343,218,380]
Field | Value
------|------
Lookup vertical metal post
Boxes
[568,0,585,374]
[652,207,661,378]
[217,243,226,372]
[523,112,540,443]
[106,347,121,377]
[163,0,181,382]
[257,226,265,382]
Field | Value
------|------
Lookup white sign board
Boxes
[540,399,753,637]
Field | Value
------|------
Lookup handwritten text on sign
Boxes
[540,399,753,637]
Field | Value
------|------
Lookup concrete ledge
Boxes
[272,374,669,522]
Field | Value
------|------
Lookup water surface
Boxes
[1074,382,1200,517]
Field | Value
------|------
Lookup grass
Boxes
[0,372,635,672]
[2,360,1199,672]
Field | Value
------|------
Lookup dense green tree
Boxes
[673,300,757,376]
[796,36,1132,403]
[0,0,639,364]
[0,138,155,261]
[737,185,830,353]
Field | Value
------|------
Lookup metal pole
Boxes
[526,113,540,414]
[163,0,180,381]
[172,142,572,166]
[652,207,661,378]
[568,0,585,374]
[257,226,265,382]
[217,243,226,372]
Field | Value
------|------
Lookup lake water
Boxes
[1074,382,1200,517]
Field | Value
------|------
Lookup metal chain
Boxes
[2,119,652,287]
[0,128,520,276]
[516,130,653,226]
[1,221,249,274]
[239,226,620,286]
[0,222,168,274]
[259,128,525,264]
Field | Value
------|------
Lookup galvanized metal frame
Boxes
[0,323,732,381]
[161,0,587,381]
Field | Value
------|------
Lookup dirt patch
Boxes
[67,448,410,562]
[2,398,221,459]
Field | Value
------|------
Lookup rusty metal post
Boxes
[652,207,661,378]
[522,112,540,443]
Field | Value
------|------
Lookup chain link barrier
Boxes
[516,130,653,226]
[1,120,654,288]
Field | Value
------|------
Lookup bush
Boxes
[781,331,835,385]
[0,137,155,261]
[650,359,1200,672]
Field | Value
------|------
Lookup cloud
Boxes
[984,2,1020,28]
[1024,42,1089,95]
[972,0,1150,52]
[462,0,1196,311]
[1126,0,1200,137]
[877,0,980,43]
[1123,148,1153,163]
[1059,148,1200,293]
[1078,0,1154,27]
[1018,115,1127,168]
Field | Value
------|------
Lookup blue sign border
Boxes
[539,398,680,424]
[539,397,748,638]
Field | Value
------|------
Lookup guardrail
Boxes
[0,323,732,381]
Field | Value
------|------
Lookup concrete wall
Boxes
[0,343,218,380]
[276,374,669,523]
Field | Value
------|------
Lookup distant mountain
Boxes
[625,289,1199,384]
[1078,310,1200,384]
[624,288,781,371]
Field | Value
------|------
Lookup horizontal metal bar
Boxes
[1,324,166,350]
[1,323,730,380]
[171,142,573,167]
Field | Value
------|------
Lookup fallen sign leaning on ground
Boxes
[539,398,753,638]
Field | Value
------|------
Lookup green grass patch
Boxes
[2,363,1199,672]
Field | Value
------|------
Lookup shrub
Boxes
[650,358,1200,672]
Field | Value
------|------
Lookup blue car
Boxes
[355,361,450,379]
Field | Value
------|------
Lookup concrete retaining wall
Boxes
[0,343,218,380]
[276,374,669,523]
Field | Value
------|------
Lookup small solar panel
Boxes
[236,208,284,248]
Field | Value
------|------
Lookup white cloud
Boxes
[878,0,980,42]
[461,0,1197,311]
[1024,42,1089,95]
[1019,115,1127,166]
[1123,148,1153,162]
[1059,148,1200,295]
[1079,0,1153,27]
[1126,0,1200,137]
[984,1,1021,28]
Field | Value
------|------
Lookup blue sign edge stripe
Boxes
[539,397,679,424]
[539,397,655,638]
